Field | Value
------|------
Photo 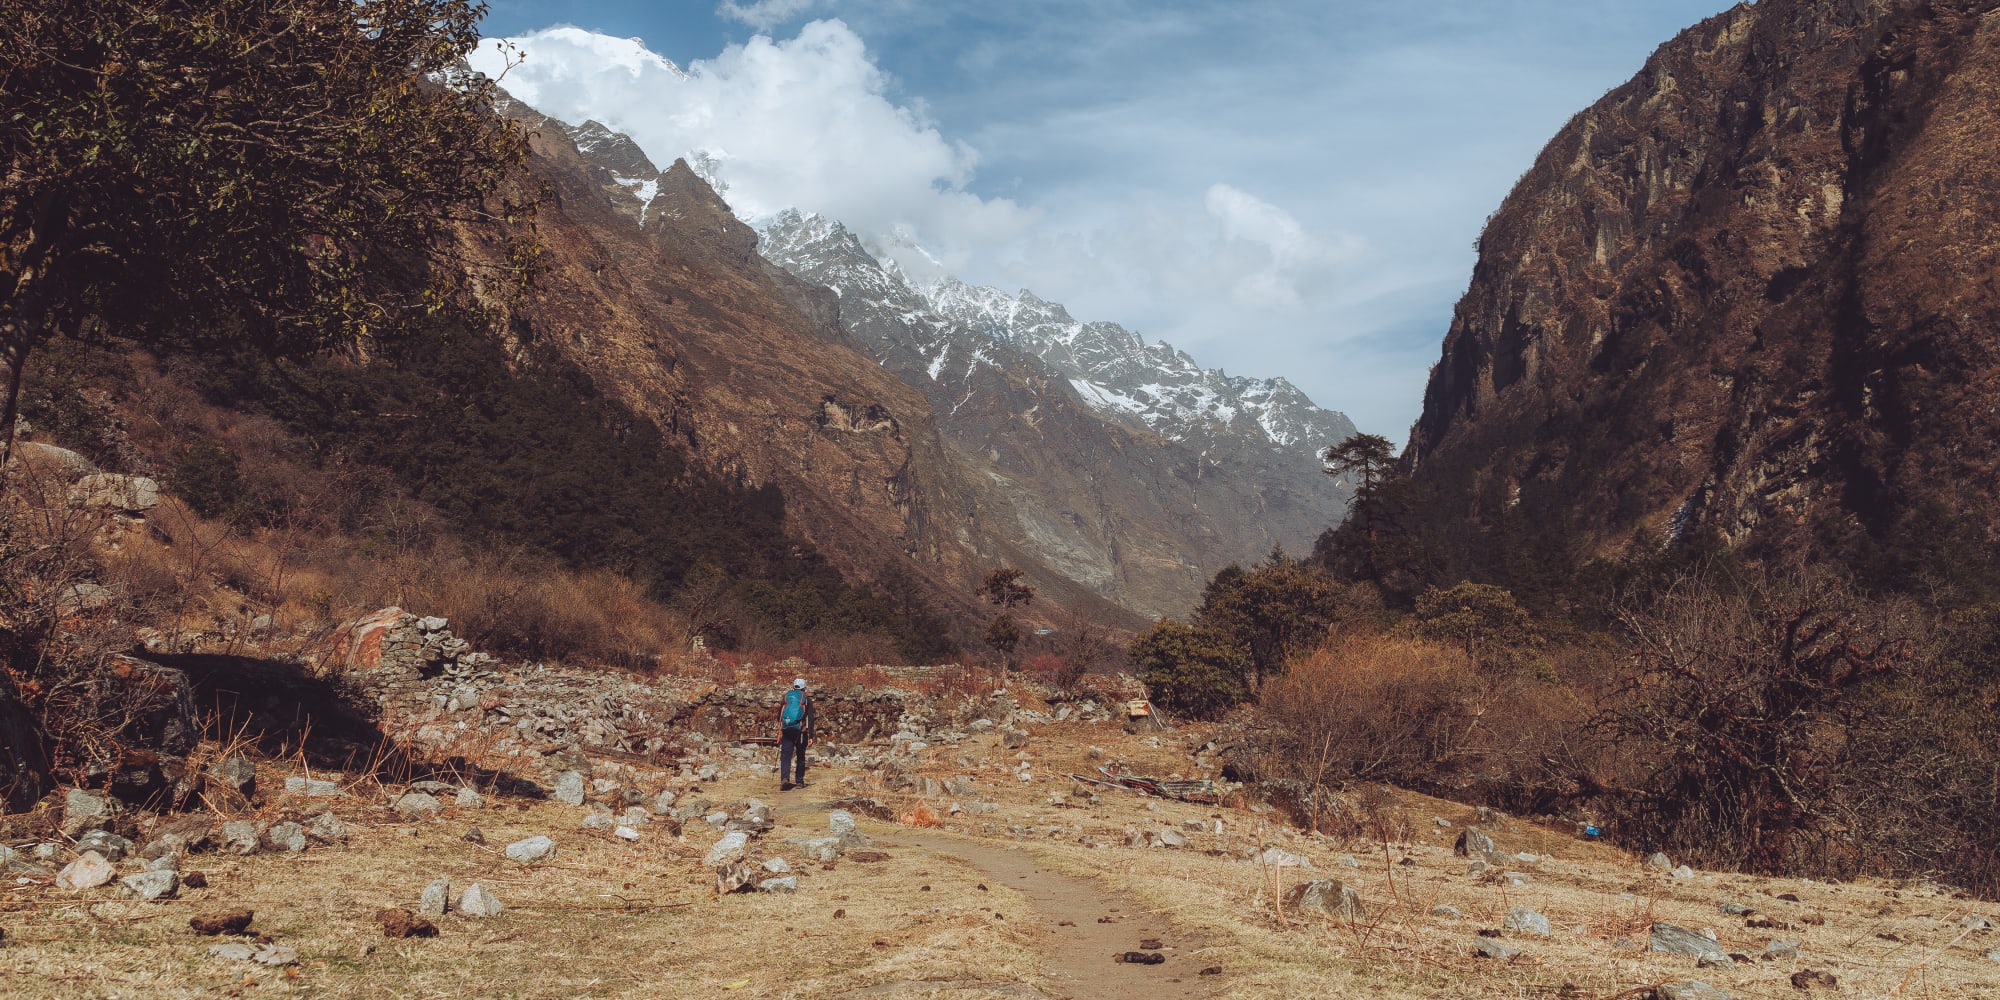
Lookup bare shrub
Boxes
[1600,569,2000,886]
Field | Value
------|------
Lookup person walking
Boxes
[778,677,816,791]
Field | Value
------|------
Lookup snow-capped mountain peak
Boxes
[755,209,1353,452]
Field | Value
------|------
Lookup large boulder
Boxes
[1284,879,1367,922]
[0,688,49,811]
[106,656,200,755]
[70,473,159,513]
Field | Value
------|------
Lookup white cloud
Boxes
[716,0,824,31]
[1203,183,1348,312]
[471,20,1037,276]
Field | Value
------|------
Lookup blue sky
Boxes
[476,1,1737,440]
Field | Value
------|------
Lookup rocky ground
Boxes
[5,628,2000,998]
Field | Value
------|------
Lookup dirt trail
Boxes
[890,830,1224,1000]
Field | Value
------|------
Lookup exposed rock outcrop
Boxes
[1408,0,2000,574]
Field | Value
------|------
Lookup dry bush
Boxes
[1022,652,1085,695]
[1260,633,1487,791]
[921,663,996,701]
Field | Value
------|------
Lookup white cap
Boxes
[793,677,807,689]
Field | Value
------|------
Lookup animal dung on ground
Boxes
[376,908,438,939]
[189,910,254,936]
[1115,951,1166,965]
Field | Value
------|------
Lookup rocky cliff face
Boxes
[755,211,1355,616]
[1408,0,2000,574]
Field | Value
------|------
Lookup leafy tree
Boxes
[1128,619,1248,719]
[1322,433,1397,497]
[978,567,1036,608]
[0,0,533,477]
[1411,581,1541,670]
[983,613,1021,659]
[1193,550,1339,691]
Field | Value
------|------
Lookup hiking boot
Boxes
[780,782,795,791]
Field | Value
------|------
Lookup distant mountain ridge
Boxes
[495,94,1355,616]
[757,211,1353,455]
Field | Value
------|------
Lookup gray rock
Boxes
[221,821,261,855]
[1002,729,1029,749]
[580,810,614,832]
[209,943,258,961]
[119,869,178,901]
[1719,901,1755,916]
[1645,851,1674,872]
[757,876,799,893]
[800,837,842,863]
[716,860,756,894]
[1155,828,1188,849]
[252,944,298,966]
[1466,860,1489,877]
[62,787,120,836]
[144,854,179,872]
[76,829,133,861]
[1335,854,1361,869]
[1285,879,1366,921]
[1987,948,2000,963]
[1656,982,1731,1000]
[210,757,257,797]
[419,878,450,917]
[1764,939,1800,960]
[763,857,793,874]
[55,582,115,613]
[1454,827,1496,859]
[72,473,159,512]
[283,776,345,798]
[620,806,650,826]
[1473,937,1519,959]
[505,835,556,862]
[1960,915,1991,930]
[393,791,443,820]
[651,790,677,814]
[1651,923,1731,965]
[1504,906,1551,937]
[1260,848,1313,869]
[264,822,307,853]
[55,851,116,890]
[142,814,216,858]
[614,825,642,841]
[704,811,730,829]
[553,770,587,806]
[1672,865,1696,880]
[704,830,750,867]
[458,882,504,918]
[828,809,857,835]
[454,787,485,809]
[306,811,348,844]
[1431,904,1463,919]
[946,776,977,796]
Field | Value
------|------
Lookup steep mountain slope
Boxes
[483,99,1147,627]
[1406,0,2000,589]
[756,211,1356,616]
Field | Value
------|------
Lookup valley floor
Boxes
[4,718,1999,998]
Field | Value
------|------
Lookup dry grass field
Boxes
[5,716,2000,999]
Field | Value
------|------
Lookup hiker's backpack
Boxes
[781,689,807,730]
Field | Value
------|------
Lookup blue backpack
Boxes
[781,689,807,730]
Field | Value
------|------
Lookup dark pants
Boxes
[779,729,807,785]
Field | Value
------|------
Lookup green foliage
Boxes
[977,567,1035,608]
[983,613,1021,657]
[166,441,243,523]
[1193,551,1340,689]
[1410,581,1542,668]
[1128,619,1248,720]
[1321,433,1396,494]
[1133,551,1341,717]
[1,0,533,473]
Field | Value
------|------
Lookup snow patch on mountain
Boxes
[755,209,1353,454]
